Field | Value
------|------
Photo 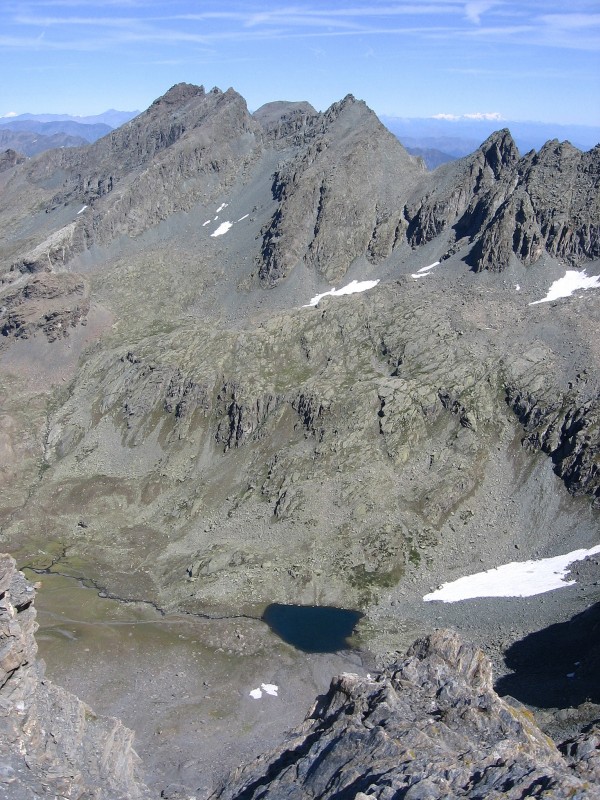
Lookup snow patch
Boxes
[304,279,380,307]
[411,261,440,279]
[210,221,233,238]
[423,543,600,603]
[249,682,279,699]
[529,270,600,305]
[202,220,211,227]
[515,284,520,291]
[77,205,88,215]
[216,203,228,213]
[237,214,249,222]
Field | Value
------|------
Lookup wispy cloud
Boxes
[3,2,600,54]
[464,1,498,25]
[432,111,504,120]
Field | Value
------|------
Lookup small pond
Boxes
[261,603,363,653]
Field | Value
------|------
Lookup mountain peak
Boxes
[478,128,520,175]
[151,82,206,108]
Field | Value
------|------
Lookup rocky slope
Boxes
[212,629,599,799]
[2,561,598,799]
[0,553,150,799]
[0,84,598,612]
[255,94,424,284]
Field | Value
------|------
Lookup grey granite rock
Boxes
[211,630,599,799]
[0,554,150,799]
[258,94,423,285]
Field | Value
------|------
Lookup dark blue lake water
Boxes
[261,603,363,653]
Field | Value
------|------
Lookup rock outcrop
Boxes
[405,131,600,271]
[506,380,600,506]
[0,149,26,173]
[0,273,90,342]
[256,94,423,285]
[0,554,150,799]
[253,100,320,146]
[405,129,521,248]
[469,140,600,271]
[212,630,599,799]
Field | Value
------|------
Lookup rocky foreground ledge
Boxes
[0,554,150,799]
[211,631,600,800]
[1,555,599,799]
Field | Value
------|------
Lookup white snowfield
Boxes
[304,279,380,307]
[423,543,600,603]
[216,202,228,213]
[411,261,440,279]
[529,269,600,305]
[210,221,233,237]
[249,683,279,699]
[77,205,88,215]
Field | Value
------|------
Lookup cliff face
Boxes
[256,94,424,285]
[0,554,150,799]
[212,630,599,800]
[405,131,600,272]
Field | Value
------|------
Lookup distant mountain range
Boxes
[0,110,139,157]
[0,119,113,143]
[0,109,139,128]
[381,115,600,159]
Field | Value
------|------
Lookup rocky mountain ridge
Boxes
[2,83,598,282]
[212,629,600,800]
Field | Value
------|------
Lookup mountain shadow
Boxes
[496,602,600,708]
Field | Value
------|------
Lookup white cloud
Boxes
[431,111,504,120]
[464,1,497,25]
[1,111,18,118]
[463,111,504,120]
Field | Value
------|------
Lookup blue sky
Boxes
[1,1,599,126]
